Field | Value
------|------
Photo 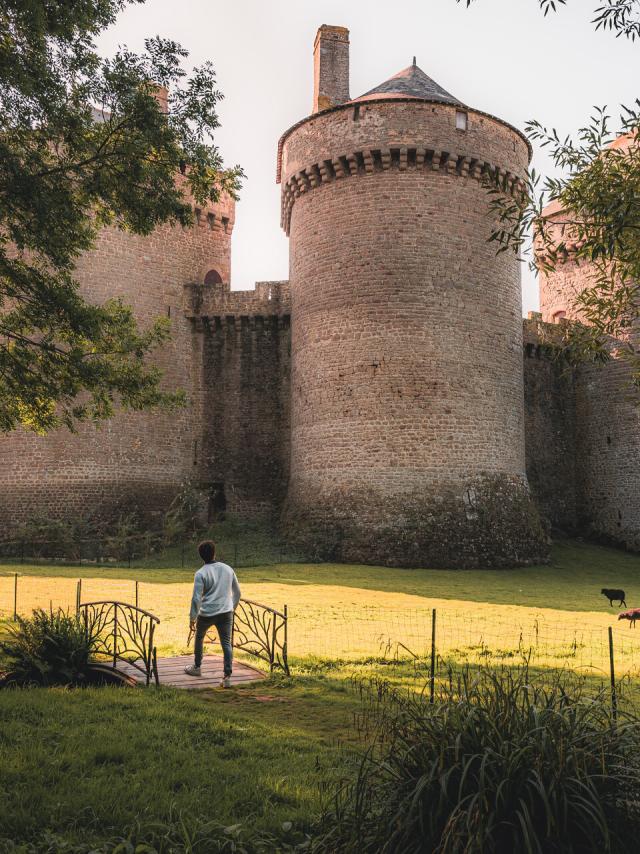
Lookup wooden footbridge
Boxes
[77,598,289,689]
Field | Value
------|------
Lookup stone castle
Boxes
[1,25,639,568]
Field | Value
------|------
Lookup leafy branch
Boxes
[486,103,640,391]
[0,1,244,432]
[457,0,640,39]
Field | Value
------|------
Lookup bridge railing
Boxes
[197,599,289,675]
[78,600,160,686]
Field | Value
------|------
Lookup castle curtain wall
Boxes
[522,321,578,532]
[186,281,291,519]
[574,357,640,550]
[0,196,234,532]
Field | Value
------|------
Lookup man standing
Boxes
[184,540,241,687]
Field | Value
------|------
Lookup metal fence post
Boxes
[113,605,118,669]
[283,604,289,675]
[608,626,618,724]
[430,608,437,704]
[13,572,18,620]
[76,579,82,614]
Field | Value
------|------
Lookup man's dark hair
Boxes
[198,540,216,564]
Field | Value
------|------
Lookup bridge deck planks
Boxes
[119,653,265,689]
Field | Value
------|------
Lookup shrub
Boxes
[163,479,208,544]
[0,608,101,687]
[314,666,640,854]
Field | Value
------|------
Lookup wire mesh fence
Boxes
[3,572,640,701]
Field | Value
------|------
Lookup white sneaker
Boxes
[184,664,202,677]
[221,676,232,688]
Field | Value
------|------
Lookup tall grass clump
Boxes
[0,608,100,686]
[315,666,640,854]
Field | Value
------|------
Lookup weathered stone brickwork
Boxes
[0,193,235,530]
[1,24,638,566]
[523,316,578,533]
[523,315,640,552]
[530,135,640,551]
[313,25,350,113]
[537,222,640,551]
[185,281,291,519]
[279,74,548,567]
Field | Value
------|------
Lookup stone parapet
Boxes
[183,280,291,320]
[281,142,525,234]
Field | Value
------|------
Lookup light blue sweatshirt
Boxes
[189,562,241,622]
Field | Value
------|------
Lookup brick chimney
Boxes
[313,25,350,113]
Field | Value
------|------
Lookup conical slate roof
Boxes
[355,62,463,106]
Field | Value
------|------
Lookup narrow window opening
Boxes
[456,110,468,131]
[221,216,229,232]
[552,310,567,324]
[353,105,360,121]
[207,212,215,229]
[204,269,223,286]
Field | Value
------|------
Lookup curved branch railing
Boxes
[79,600,160,686]
[199,599,289,675]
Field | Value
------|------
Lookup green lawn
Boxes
[0,676,359,849]
[4,538,640,613]
[2,537,640,849]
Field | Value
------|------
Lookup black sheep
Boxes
[601,588,627,607]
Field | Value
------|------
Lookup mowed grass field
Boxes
[2,537,640,848]
[2,538,640,675]
[0,676,360,847]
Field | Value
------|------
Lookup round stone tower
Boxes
[277,26,548,567]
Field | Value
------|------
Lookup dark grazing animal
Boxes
[618,608,640,627]
[602,588,626,607]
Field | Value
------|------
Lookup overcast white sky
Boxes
[97,0,638,315]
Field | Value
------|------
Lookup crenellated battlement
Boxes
[280,145,524,234]
[183,280,291,321]
[522,312,568,356]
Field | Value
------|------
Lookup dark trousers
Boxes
[194,611,234,675]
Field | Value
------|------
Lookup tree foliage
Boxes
[488,107,640,388]
[0,1,243,432]
[459,0,640,391]
[458,0,640,39]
